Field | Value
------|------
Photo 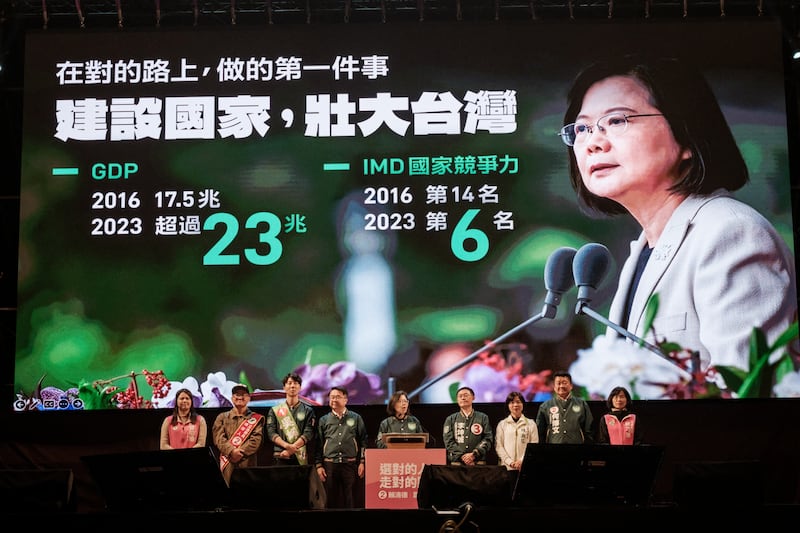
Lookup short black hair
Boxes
[330,386,348,397]
[505,391,525,407]
[282,372,302,386]
[456,386,475,397]
[552,371,572,383]
[387,390,410,416]
[563,54,748,217]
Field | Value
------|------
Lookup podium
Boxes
[230,465,325,509]
[512,444,664,507]
[382,432,429,449]
[364,448,446,509]
[81,448,229,512]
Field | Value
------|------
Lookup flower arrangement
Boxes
[14,362,384,410]
[13,369,170,411]
[451,343,553,403]
[570,293,800,399]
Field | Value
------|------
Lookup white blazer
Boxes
[606,189,797,373]
[495,414,538,470]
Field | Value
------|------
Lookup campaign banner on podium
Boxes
[364,448,446,509]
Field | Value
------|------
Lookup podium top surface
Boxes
[382,433,428,449]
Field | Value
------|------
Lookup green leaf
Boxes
[747,327,770,370]
[642,294,660,339]
[715,365,747,392]
[768,321,799,353]
[237,371,251,391]
[448,381,461,402]
[773,354,795,387]
[739,328,772,398]
[657,341,683,355]
[77,379,118,410]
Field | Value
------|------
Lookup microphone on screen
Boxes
[407,246,577,400]
[571,242,692,375]
[572,242,612,315]
[542,246,578,319]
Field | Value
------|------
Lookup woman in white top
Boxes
[495,391,538,476]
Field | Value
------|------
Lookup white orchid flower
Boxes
[150,376,202,408]
[569,335,687,399]
[773,370,800,397]
[200,371,239,407]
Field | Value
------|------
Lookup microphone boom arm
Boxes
[407,308,550,401]
[577,302,693,379]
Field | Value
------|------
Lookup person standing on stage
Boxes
[314,386,368,509]
[266,372,317,465]
[376,390,429,448]
[597,386,643,445]
[159,387,207,450]
[443,386,493,465]
[212,383,265,484]
[536,371,593,444]
[495,391,538,474]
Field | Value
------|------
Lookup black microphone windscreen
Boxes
[573,243,611,288]
[544,247,577,294]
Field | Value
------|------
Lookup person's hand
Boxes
[358,462,365,478]
[510,460,522,470]
[461,452,475,466]
[316,465,327,482]
[230,448,244,463]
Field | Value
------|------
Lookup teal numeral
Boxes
[451,208,489,262]
[203,211,283,266]
[244,211,283,265]
[203,212,240,265]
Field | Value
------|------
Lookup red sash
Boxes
[220,412,264,471]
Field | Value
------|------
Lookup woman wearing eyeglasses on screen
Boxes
[559,54,797,383]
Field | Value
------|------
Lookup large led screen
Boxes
[12,17,799,411]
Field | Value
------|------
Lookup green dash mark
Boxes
[323,163,350,171]
[52,167,79,176]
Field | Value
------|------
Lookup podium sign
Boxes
[365,448,446,509]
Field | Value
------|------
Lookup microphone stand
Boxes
[407,304,557,401]
[576,301,698,381]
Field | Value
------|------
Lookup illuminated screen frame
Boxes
[12,17,799,411]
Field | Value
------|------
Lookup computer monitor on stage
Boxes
[82,447,229,512]
[512,444,664,507]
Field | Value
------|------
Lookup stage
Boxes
[2,399,799,522]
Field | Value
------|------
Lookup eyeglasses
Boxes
[558,112,664,147]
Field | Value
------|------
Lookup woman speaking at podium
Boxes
[376,390,430,448]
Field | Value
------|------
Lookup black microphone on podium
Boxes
[572,242,693,375]
[407,246,578,400]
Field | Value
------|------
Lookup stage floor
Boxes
[6,503,799,530]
